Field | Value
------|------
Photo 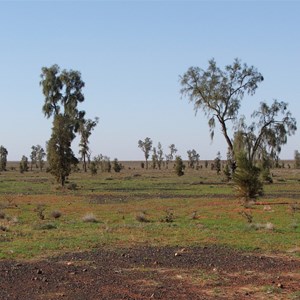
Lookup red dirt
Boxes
[1,246,300,299]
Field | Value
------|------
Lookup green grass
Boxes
[1,163,300,259]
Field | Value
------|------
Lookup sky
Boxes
[0,0,299,161]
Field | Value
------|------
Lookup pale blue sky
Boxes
[0,1,299,161]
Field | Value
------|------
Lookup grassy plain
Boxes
[0,161,300,260]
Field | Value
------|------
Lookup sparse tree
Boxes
[0,146,8,171]
[30,146,37,170]
[165,144,177,169]
[157,142,164,170]
[151,147,157,169]
[40,64,86,186]
[36,145,46,171]
[79,117,99,172]
[31,145,46,171]
[180,58,264,157]
[138,137,152,170]
[187,149,200,169]
[235,100,297,164]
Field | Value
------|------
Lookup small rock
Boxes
[277,283,283,289]
[82,268,87,272]
[37,269,43,274]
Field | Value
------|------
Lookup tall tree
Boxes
[32,144,46,171]
[157,142,164,170]
[30,146,38,170]
[138,137,152,170]
[40,64,86,186]
[79,117,99,172]
[187,149,200,169]
[0,146,8,171]
[165,144,177,169]
[180,58,263,156]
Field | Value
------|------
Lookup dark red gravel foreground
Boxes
[0,246,300,300]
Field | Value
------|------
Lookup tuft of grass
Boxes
[33,223,57,230]
[51,210,62,219]
[136,212,150,223]
[82,213,98,223]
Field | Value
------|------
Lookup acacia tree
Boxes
[36,145,46,171]
[138,137,152,170]
[165,144,177,169]
[235,100,297,163]
[180,58,264,160]
[157,142,164,170]
[0,146,8,171]
[79,117,99,172]
[187,149,200,169]
[40,64,86,186]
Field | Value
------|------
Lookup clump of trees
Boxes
[187,149,200,169]
[138,137,153,169]
[181,58,297,199]
[19,155,29,173]
[30,145,46,171]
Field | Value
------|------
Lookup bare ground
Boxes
[1,246,300,299]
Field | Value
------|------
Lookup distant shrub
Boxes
[239,211,253,223]
[51,210,62,219]
[113,158,122,173]
[82,213,98,223]
[160,209,175,223]
[136,212,150,223]
[174,156,185,176]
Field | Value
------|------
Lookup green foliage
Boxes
[214,152,221,175]
[90,161,98,175]
[138,137,153,169]
[31,145,46,171]
[47,115,78,186]
[180,58,263,151]
[174,156,185,176]
[165,144,177,169]
[0,146,8,171]
[233,152,263,200]
[40,64,86,186]
[79,117,99,172]
[151,147,157,169]
[19,155,29,173]
[187,149,200,169]
[92,154,111,173]
[157,142,164,170]
[113,158,122,173]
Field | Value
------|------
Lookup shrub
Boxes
[113,158,122,173]
[160,209,175,223]
[174,156,185,176]
[233,152,263,201]
[51,210,62,219]
[82,213,98,223]
[136,212,150,223]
